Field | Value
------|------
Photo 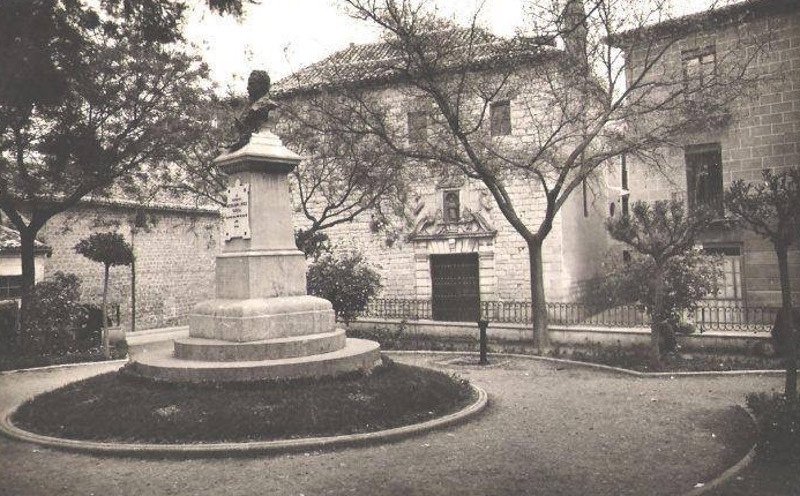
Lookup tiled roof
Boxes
[273,29,558,97]
[607,0,799,47]
[0,225,51,256]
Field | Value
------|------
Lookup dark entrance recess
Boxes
[430,253,480,322]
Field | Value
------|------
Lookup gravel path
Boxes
[0,353,783,496]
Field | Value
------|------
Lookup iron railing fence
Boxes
[691,304,778,333]
[365,298,432,320]
[360,298,777,333]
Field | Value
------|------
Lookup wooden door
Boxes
[430,253,480,322]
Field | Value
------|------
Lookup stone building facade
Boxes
[275,32,611,319]
[609,0,800,306]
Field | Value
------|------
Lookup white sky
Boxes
[183,0,719,94]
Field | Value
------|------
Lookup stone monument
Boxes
[131,73,381,382]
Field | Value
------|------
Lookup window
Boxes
[685,143,723,215]
[443,190,460,223]
[407,111,427,145]
[703,245,743,301]
[0,276,23,299]
[490,100,511,136]
[682,46,716,94]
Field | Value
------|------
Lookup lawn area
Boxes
[12,358,475,444]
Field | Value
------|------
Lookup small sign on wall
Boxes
[223,179,251,241]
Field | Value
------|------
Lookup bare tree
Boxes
[283,0,770,349]
[277,98,409,254]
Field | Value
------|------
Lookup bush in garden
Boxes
[0,300,19,351]
[747,392,800,462]
[73,303,104,349]
[585,248,722,333]
[307,251,382,324]
[20,272,90,356]
[295,228,330,259]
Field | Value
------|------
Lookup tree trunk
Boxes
[131,226,136,334]
[18,227,38,329]
[528,239,550,351]
[776,244,797,403]
[101,264,110,359]
[649,264,666,371]
[131,260,136,334]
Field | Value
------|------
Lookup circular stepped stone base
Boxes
[130,338,381,383]
[173,329,347,362]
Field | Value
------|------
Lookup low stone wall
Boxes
[348,318,774,355]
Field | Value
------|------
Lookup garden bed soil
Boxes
[12,358,474,444]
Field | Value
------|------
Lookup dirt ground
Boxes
[0,353,784,496]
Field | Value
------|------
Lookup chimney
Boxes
[561,0,588,71]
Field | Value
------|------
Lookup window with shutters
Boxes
[685,143,723,215]
[490,100,511,136]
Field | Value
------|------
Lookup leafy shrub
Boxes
[584,248,720,352]
[307,251,382,324]
[0,300,19,350]
[295,228,330,259]
[586,249,721,318]
[347,322,408,349]
[554,342,654,371]
[747,392,800,462]
[20,272,92,356]
[73,303,104,349]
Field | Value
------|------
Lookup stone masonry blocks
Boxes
[189,295,336,342]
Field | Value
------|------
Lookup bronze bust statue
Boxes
[229,70,278,151]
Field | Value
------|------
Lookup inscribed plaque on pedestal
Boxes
[223,180,251,241]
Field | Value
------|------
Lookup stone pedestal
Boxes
[131,132,380,382]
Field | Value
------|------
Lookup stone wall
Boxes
[38,201,220,331]
[620,4,800,305]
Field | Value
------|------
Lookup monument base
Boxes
[130,338,381,383]
[189,295,336,342]
[131,295,381,383]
